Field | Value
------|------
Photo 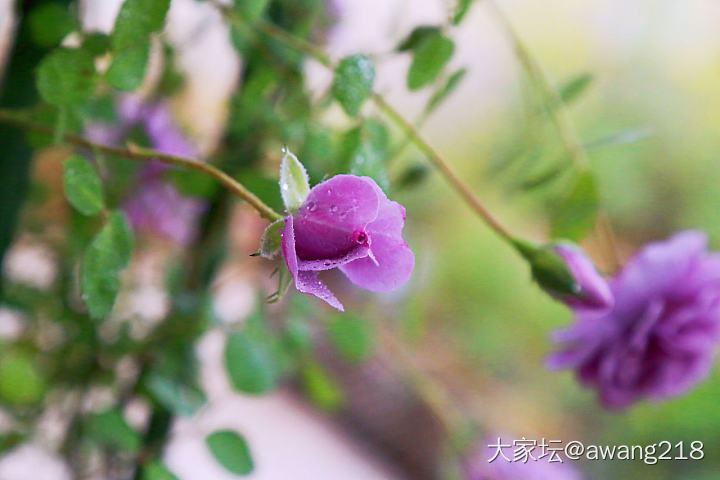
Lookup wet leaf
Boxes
[332,54,375,117]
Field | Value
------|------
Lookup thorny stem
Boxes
[0,109,283,222]
[217,6,517,244]
[485,0,623,270]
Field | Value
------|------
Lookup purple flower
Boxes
[281,175,414,311]
[554,244,613,313]
[548,231,720,409]
[84,96,205,244]
[464,439,582,480]
[123,179,206,246]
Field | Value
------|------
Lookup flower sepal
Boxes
[279,148,310,214]
[512,238,579,297]
[257,219,285,259]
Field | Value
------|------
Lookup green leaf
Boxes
[0,351,46,407]
[300,360,344,411]
[395,164,430,190]
[258,219,284,259]
[206,430,254,476]
[141,461,180,480]
[225,332,278,394]
[145,373,206,417]
[549,170,599,241]
[283,316,313,353]
[63,155,105,216]
[513,239,578,297]
[331,54,375,117]
[584,127,653,151]
[82,33,112,56]
[407,33,454,90]
[396,26,442,52]
[107,0,171,91]
[106,39,151,91]
[453,0,475,25]
[279,149,310,213]
[327,316,374,362]
[558,72,593,105]
[81,211,134,319]
[425,68,467,115]
[339,120,390,191]
[233,0,270,23]
[86,409,141,453]
[36,47,97,106]
[28,3,76,48]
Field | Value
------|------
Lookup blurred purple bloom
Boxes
[548,231,720,409]
[554,244,613,313]
[85,95,206,245]
[124,101,205,244]
[123,180,206,246]
[281,175,414,311]
[464,440,582,480]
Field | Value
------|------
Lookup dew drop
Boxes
[329,205,338,214]
[307,201,317,212]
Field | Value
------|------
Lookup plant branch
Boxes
[216,7,516,243]
[0,109,283,222]
[371,94,514,241]
[485,0,623,269]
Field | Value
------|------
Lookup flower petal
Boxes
[340,235,414,292]
[555,244,614,312]
[339,184,414,292]
[297,244,370,271]
[281,214,344,311]
[293,175,380,260]
[295,270,344,312]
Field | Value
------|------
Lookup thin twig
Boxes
[216,6,517,244]
[371,94,514,241]
[0,109,283,222]
[485,0,623,270]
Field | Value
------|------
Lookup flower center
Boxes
[353,230,369,245]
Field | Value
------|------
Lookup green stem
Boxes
[0,109,283,222]
[371,94,514,241]
[217,8,516,244]
[485,0,623,269]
